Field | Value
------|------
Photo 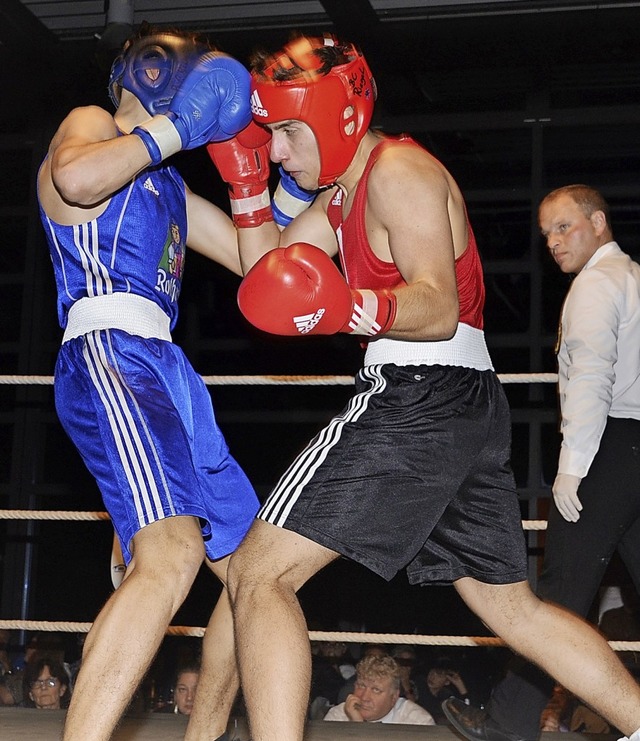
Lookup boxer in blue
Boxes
[38,25,258,741]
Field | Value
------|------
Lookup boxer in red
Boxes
[208,33,640,741]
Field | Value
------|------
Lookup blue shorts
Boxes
[259,363,528,585]
[55,330,259,563]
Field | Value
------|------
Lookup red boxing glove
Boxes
[238,242,397,337]
[206,121,273,228]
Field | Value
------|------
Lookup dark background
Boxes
[1,1,640,658]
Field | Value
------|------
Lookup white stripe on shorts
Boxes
[259,365,387,526]
[82,330,174,528]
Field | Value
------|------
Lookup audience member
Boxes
[422,654,474,723]
[540,684,611,734]
[600,584,640,672]
[324,654,435,725]
[23,656,71,710]
[333,643,391,709]
[391,645,423,704]
[171,663,200,715]
[3,632,68,706]
[360,643,390,660]
[0,630,15,706]
[309,640,356,719]
[65,633,86,693]
[0,629,11,676]
[538,583,640,735]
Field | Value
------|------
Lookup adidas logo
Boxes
[293,308,325,334]
[251,90,268,118]
[143,177,159,196]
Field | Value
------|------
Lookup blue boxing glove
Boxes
[271,166,318,228]
[133,52,251,165]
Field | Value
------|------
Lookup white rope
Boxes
[0,510,110,521]
[0,511,553,530]
[0,373,558,386]
[0,620,637,652]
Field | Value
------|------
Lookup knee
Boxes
[457,578,541,634]
[227,545,286,608]
[132,519,205,593]
[227,546,260,605]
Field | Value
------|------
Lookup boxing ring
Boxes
[0,372,631,740]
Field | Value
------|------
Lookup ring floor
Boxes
[0,709,618,741]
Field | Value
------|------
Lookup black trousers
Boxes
[487,416,640,740]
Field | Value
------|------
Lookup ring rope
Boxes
[0,510,111,521]
[0,619,637,653]
[0,511,548,529]
[0,373,558,386]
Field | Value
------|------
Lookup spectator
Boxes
[540,684,610,734]
[334,642,391,707]
[391,645,423,704]
[0,630,15,706]
[361,643,390,660]
[324,654,435,725]
[539,584,640,735]
[309,640,356,719]
[171,663,200,715]
[2,632,68,707]
[23,657,70,710]
[422,654,474,723]
[0,629,11,676]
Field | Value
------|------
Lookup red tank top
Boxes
[326,137,485,329]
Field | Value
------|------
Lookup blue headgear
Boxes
[108,33,210,116]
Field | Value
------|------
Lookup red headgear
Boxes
[250,35,376,187]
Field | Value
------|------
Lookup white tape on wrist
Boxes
[137,115,183,162]
[273,181,313,219]
[230,189,271,216]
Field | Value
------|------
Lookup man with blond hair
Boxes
[324,654,435,725]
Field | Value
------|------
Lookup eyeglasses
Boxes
[30,678,59,690]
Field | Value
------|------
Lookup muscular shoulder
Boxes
[368,141,460,211]
[54,105,118,144]
[365,139,469,257]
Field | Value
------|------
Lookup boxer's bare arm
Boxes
[363,145,462,340]
[39,106,151,223]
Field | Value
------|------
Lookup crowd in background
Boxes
[2,583,639,728]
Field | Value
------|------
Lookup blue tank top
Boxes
[39,164,188,330]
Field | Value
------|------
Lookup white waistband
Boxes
[364,323,493,370]
[62,294,172,343]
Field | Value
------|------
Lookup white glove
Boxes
[552,473,583,522]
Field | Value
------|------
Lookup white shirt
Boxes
[324,696,435,724]
[557,241,640,477]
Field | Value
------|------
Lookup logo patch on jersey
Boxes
[331,190,343,206]
[143,177,160,196]
[156,220,184,302]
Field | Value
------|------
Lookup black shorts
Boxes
[258,364,528,585]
